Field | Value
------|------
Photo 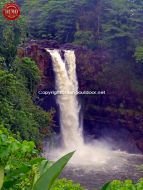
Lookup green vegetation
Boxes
[0,57,54,145]
[0,0,143,189]
[0,1,54,147]
[101,0,143,55]
[22,0,143,56]
[51,179,85,190]
[0,127,75,190]
[0,127,38,189]
[102,179,143,190]
[0,0,26,69]
[17,0,143,102]
[134,46,143,63]
[33,152,74,190]
[15,57,41,95]
[0,127,142,190]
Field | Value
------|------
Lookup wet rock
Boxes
[18,40,143,153]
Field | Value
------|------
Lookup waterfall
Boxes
[45,49,116,165]
[46,49,84,149]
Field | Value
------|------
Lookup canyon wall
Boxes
[18,40,143,153]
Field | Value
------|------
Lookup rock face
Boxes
[18,40,143,153]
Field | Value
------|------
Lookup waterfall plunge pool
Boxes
[45,48,143,190]
[60,152,143,190]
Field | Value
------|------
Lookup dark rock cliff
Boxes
[18,40,143,153]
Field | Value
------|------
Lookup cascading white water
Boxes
[46,49,84,149]
[43,48,143,190]
[45,48,132,166]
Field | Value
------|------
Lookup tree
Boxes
[22,0,98,44]
[0,0,26,69]
[74,30,95,48]
[101,0,143,57]
[0,61,54,144]
[14,57,41,95]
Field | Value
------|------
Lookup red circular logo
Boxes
[2,3,21,21]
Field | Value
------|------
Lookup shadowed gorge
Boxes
[19,41,143,154]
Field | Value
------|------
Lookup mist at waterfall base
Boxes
[43,49,143,189]
[44,49,141,163]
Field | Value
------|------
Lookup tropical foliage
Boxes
[51,179,85,190]
[0,0,143,189]
[0,58,54,144]
[0,127,74,190]
[21,0,143,56]
[102,179,143,190]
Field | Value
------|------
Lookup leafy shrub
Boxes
[134,46,143,63]
[51,178,85,190]
[102,179,143,190]
[16,57,41,95]
[32,152,74,190]
[0,126,39,190]
[0,127,74,190]
[0,65,54,144]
